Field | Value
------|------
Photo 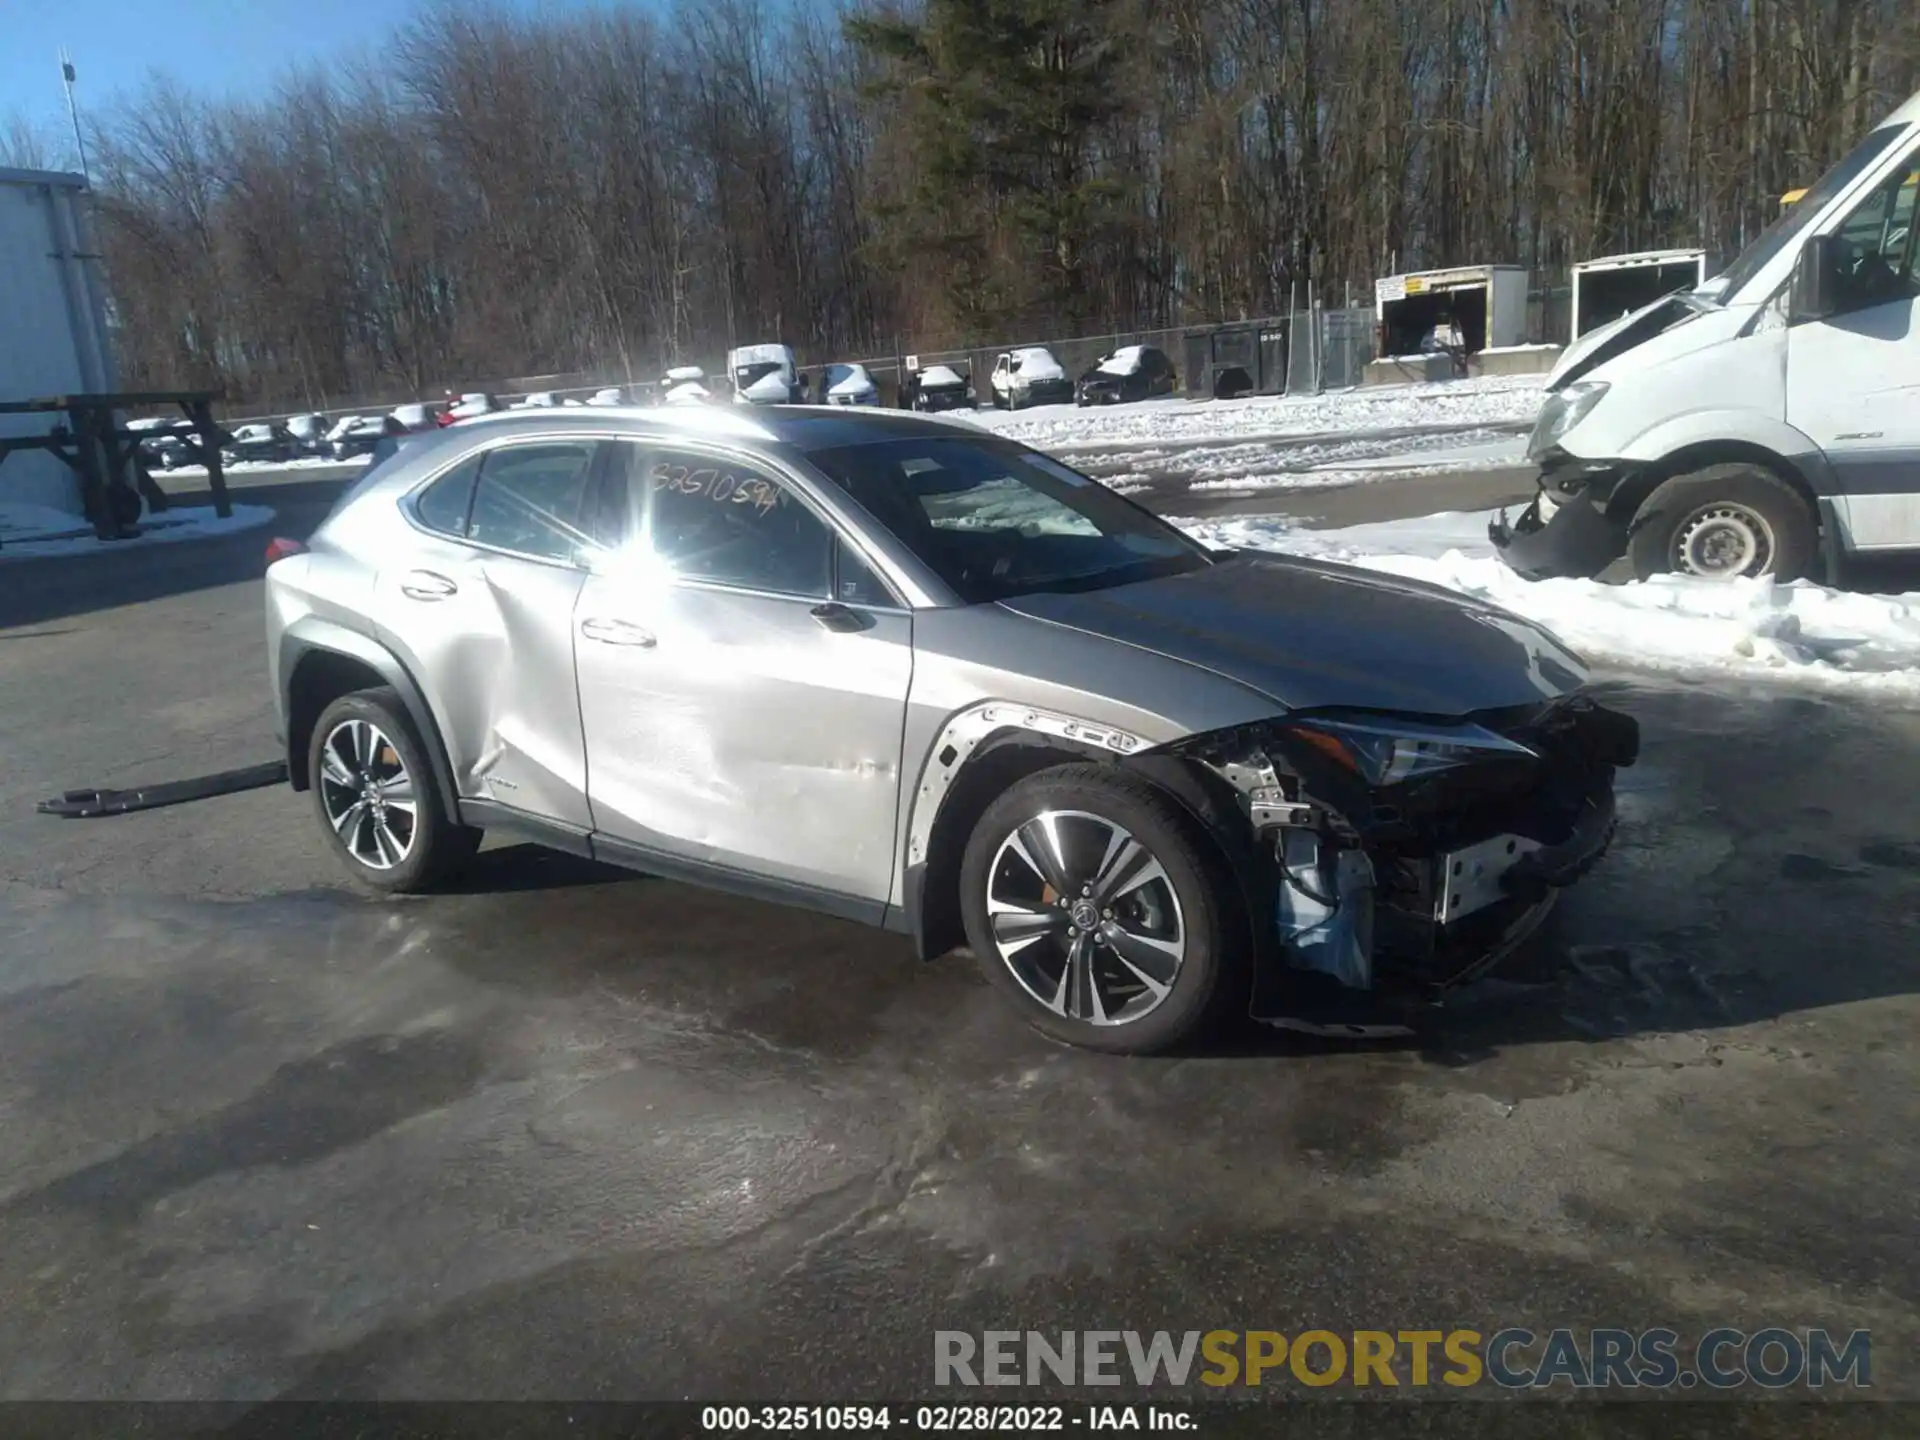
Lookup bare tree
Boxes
[78,0,1920,410]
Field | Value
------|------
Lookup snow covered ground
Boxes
[1174,430,1528,494]
[163,454,364,479]
[0,501,275,561]
[1181,508,1920,699]
[959,374,1547,450]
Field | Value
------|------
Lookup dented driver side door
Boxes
[369,438,601,830]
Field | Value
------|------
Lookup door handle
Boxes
[399,570,457,601]
[810,602,872,633]
[580,616,657,647]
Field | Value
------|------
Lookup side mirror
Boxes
[1791,234,1843,323]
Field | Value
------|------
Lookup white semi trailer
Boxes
[0,166,117,520]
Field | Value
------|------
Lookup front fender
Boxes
[1618,411,1828,486]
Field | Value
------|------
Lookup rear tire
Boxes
[308,687,479,894]
[1626,464,1818,582]
[959,764,1243,1054]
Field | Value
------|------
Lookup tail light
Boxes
[265,537,307,566]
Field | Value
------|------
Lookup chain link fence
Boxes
[227,268,1599,427]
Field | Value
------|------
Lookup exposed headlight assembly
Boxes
[1527,381,1609,460]
[1278,713,1537,788]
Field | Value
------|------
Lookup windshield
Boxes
[1714,124,1908,299]
[735,361,786,387]
[804,436,1211,603]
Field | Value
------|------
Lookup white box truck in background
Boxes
[0,166,117,521]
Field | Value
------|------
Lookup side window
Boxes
[413,453,482,536]
[610,444,833,598]
[1831,153,1920,309]
[466,442,598,561]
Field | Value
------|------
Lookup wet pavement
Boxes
[0,478,1917,1406]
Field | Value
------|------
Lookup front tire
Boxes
[959,764,1242,1054]
[1626,464,1818,582]
[308,688,479,893]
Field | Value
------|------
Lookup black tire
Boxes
[1626,464,1818,582]
[958,764,1244,1055]
[308,687,480,893]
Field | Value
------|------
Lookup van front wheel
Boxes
[1626,465,1817,583]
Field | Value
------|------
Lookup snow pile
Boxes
[1,502,274,561]
[964,373,1545,449]
[1180,509,1920,697]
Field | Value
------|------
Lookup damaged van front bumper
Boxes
[1180,694,1638,1034]
[1489,454,1631,580]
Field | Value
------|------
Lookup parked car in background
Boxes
[513,392,559,408]
[730,343,806,404]
[439,393,498,425]
[285,413,330,456]
[585,387,626,407]
[127,416,196,470]
[821,362,879,406]
[905,362,974,412]
[390,402,444,432]
[989,346,1073,409]
[1076,345,1179,406]
[223,422,296,466]
[328,414,404,461]
[264,406,1635,1053]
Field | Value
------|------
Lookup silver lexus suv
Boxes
[266,406,1636,1052]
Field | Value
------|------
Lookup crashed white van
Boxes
[1494,88,1920,584]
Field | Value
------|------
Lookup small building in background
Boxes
[1366,264,1530,384]
[1569,249,1709,340]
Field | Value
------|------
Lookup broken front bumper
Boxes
[1489,493,1628,580]
[1198,697,1637,1029]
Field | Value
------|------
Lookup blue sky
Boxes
[3,0,622,165]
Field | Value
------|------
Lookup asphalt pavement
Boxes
[0,461,1915,1414]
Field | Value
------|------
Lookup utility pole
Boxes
[59,49,91,187]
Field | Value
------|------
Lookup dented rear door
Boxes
[369,438,599,829]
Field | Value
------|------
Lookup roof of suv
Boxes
[447,402,983,451]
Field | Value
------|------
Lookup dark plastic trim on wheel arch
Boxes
[280,622,462,819]
[591,832,888,928]
[1817,496,1846,587]
[1124,752,1279,976]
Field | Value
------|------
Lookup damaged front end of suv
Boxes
[1174,695,1639,1035]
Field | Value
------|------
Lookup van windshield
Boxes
[1715,124,1908,299]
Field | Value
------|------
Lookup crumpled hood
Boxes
[998,552,1590,716]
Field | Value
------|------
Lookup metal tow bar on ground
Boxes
[35,761,288,819]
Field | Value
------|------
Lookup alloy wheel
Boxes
[985,809,1186,1026]
[317,717,418,870]
[1674,502,1776,579]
